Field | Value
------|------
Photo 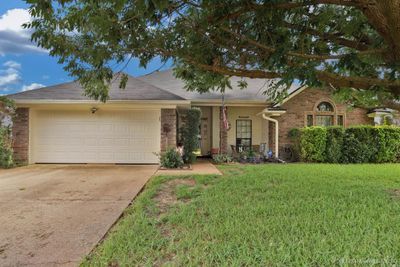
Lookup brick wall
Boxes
[160,109,177,152]
[270,88,373,159]
[12,108,29,164]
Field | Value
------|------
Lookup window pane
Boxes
[307,115,313,127]
[317,102,334,112]
[316,115,333,126]
[337,115,344,126]
[236,120,252,150]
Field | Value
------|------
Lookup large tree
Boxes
[25,0,400,108]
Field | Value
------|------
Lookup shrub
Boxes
[299,127,327,162]
[159,148,184,169]
[374,126,400,163]
[325,126,345,163]
[212,154,233,164]
[290,125,400,164]
[0,127,13,168]
[180,108,201,163]
[342,126,377,163]
[288,128,302,162]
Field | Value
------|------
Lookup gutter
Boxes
[262,114,280,159]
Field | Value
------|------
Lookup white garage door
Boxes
[31,109,161,164]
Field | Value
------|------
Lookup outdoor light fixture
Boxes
[91,107,98,114]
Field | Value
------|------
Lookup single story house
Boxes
[8,69,387,164]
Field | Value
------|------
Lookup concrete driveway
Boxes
[0,164,157,266]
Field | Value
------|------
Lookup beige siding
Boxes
[212,106,220,149]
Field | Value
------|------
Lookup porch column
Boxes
[262,114,279,158]
[219,107,228,154]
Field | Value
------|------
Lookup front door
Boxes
[199,107,212,156]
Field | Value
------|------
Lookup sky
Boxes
[0,1,172,95]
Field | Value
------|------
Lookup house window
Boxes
[316,115,334,126]
[236,120,252,151]
[305,101,345,127]
[317,102,334,112]
[306,114,313,127]
[337,115,344,126]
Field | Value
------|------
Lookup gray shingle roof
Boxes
[8,74,185,101]
[137,69,274,101]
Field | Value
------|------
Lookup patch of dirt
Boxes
[388,189,400,199]
[153,178,196,216]
[150,179,197,266]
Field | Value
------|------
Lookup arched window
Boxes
[317,102,334,112]
[306,100,344,127]
[315,101,334,126]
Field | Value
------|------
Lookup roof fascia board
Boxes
[273,85,308,107]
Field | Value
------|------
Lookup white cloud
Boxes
[0,9,46,55]
[3,60,21,69]
[0,60,21,87]
[0,72,20,87]
[21,82,45,91]
[0,9,31,33]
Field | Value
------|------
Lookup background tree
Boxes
[25,0,400,108]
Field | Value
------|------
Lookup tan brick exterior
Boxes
[12,108,29,164]
[270,88,374,159]
[160,109,177,152]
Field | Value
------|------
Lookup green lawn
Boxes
[82,164,400,266]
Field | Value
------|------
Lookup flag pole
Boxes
[219,92,225,155]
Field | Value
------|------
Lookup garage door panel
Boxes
[32,109,161,163]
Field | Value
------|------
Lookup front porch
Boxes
[192,105,282,158]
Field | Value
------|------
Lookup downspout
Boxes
[262,114,279,158]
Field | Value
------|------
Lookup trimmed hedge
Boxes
[342,126,377,163]
[290,125,400,163]
[325,126,345,163]
[299,127,327,162]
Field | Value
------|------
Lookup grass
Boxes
[82,164,400,266]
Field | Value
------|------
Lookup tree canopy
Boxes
[25,0,400,108]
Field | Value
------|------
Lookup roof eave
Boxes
[191,99,270,106]
[13,99,191,105]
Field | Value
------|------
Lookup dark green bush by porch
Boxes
[290,126,400,163]
[180,108,201,163]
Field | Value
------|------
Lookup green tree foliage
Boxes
[24,1,400,107]
[180,108,201,163]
